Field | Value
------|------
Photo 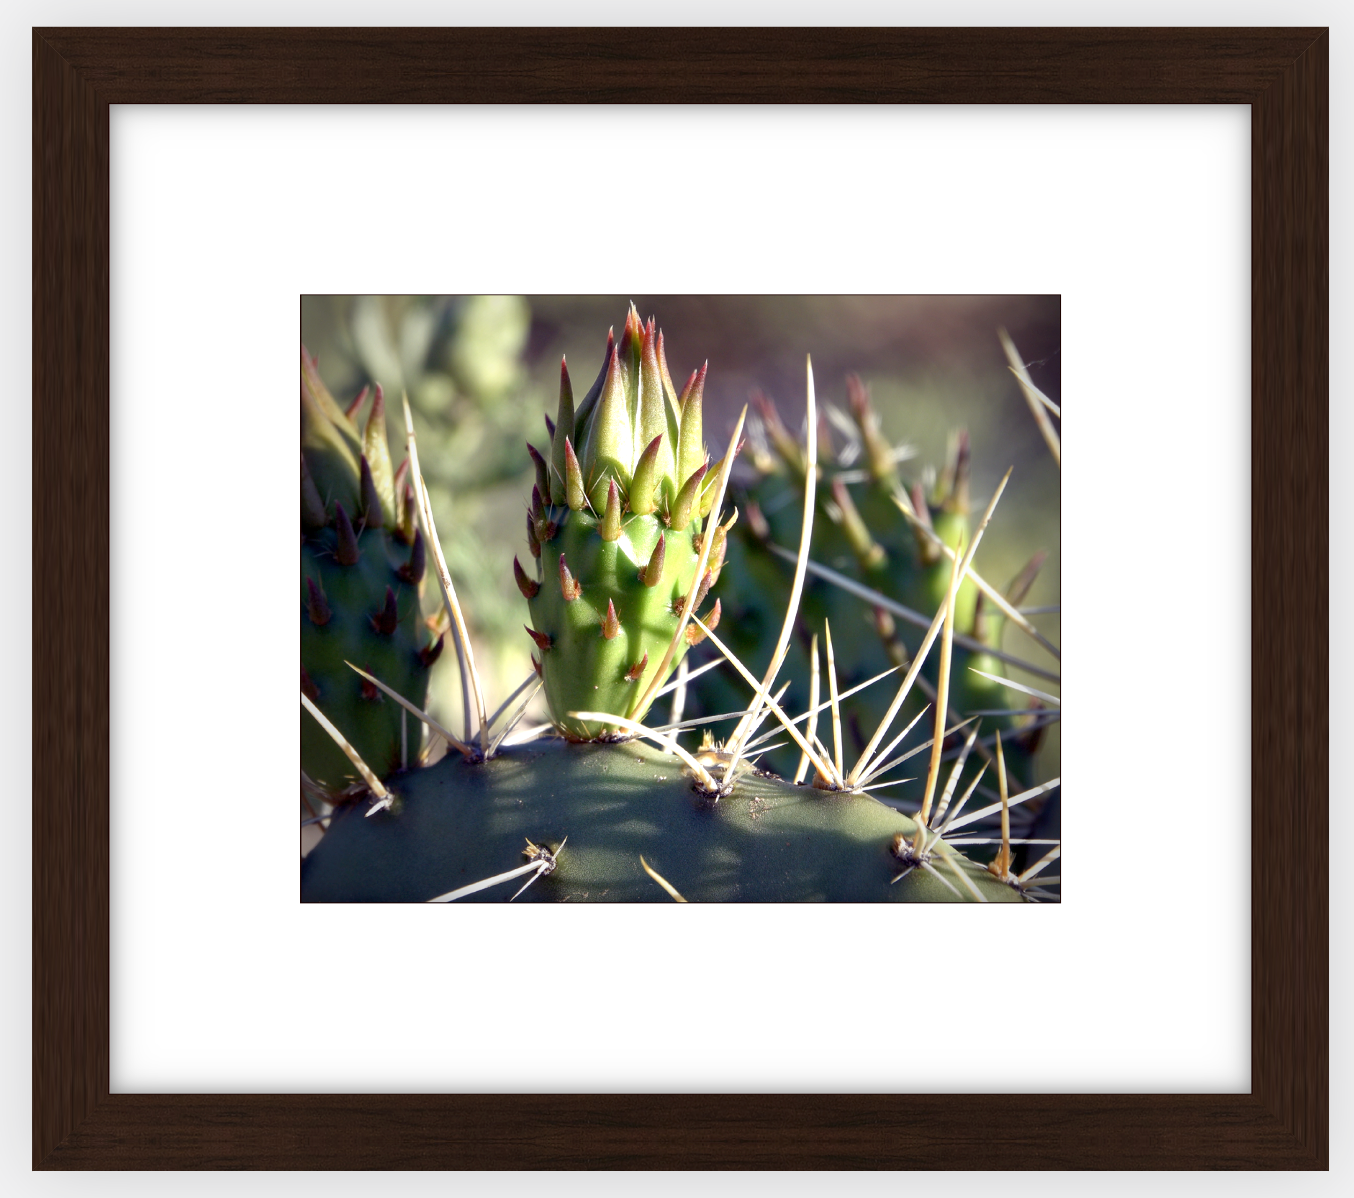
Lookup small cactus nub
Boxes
[526,511,541,558]
[513,555,540,599]
[669,461,708,532]
[306,577,331,626]
[370,587,399,636]
[692,568,714,610]
[601,599,621,640]
[558,554,582,601]
[531,654,542,678]
[334,503,360,566]
[419,633,445,668]
[526,625,553,652]
[301,665,320,702]
[398,528,426,584]
[639,534,666,587]
[624,653,649,682]
[685,598,721,645]
[831,477,887,571]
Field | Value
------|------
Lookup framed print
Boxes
[33,28,1327,1168]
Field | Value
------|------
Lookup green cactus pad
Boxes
[300,737,1025,903]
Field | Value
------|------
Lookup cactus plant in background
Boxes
[684,372,1058,846]
[301,350,441,794]
[300,304,1061,903]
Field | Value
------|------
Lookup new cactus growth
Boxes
[520,306,730,740]
[301,349,442,792]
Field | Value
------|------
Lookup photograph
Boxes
[299,295,1061,902]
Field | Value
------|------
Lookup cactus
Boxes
[520,306,729,740]
[300,312,1060,904]
[685,376,1054,825]
[301,349,441,793]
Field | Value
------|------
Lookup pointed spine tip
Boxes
[526,624,552,652]
[630,434,664,515]
[601,599,621,640]
[370,587,399,636]
[531,654,542,678]
[514,556,540,599]
[343,383,370,421]
[624,652,649,683]
[558,554,582,601]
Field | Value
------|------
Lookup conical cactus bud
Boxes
[526,442,550,505]
[358,455,383,529]
[598,478,623,542]
[637,320,677,498]
[563,437,587,511]
[362,384,396,525]
[526,625,553,652]
[639,534,666,587]
[342,383,370,422]
[334,503,360,565]
[600,598,622,640]
[514,555,540,599]
[831,476,887,571]
[582,346,632,509]
[669,461,708,532]
[559,554,583,601]
[630,435,665,516]
[370,587,399,636]
[676,363,706,494]
[624,653,649,683]
[549,357,576,505]
[419,634,445,669]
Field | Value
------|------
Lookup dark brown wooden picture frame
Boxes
[33,28,1327,1170]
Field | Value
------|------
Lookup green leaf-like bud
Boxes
[572,328,613,433]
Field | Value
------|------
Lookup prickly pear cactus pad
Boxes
[301,349,441,791]
[519,307,731,740]
[301,737,1024,903]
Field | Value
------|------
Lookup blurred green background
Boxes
[300,295,1060,778]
